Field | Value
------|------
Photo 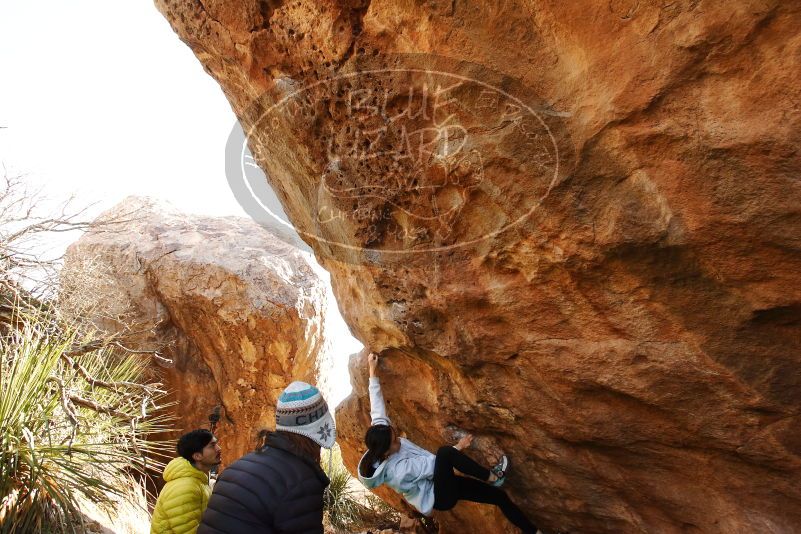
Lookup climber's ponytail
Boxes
[360,424,393,477]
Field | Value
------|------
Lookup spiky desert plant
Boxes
[322,444,402,533]
[0,308,172,534]
[322,445,366,533]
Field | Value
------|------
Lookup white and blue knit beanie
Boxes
[275,381,336,449]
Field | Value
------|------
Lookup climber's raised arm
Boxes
[367,352,391,426]
[359,351,536,531]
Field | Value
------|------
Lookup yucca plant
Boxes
[322,445,400,533]
[0,309,172,533]
[322,445,365,533]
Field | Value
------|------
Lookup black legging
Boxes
[432,446,538,533]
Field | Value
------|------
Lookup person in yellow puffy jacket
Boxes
[151,429,222,534]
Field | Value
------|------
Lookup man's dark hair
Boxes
[177,429,214,463]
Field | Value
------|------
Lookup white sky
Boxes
[0,1,242,217]
[0,1,359,407]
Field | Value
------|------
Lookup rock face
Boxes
[154,2,801,532]
[63,197,329,462]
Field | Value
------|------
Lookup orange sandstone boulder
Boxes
[154,2,801,532]
[63,197,329,462]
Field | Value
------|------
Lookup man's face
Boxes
[193,437,222,470]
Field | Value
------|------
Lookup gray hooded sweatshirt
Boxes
[357,377,437,515]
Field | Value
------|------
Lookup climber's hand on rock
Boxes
[454,433,473,451]
[368,352,379,377]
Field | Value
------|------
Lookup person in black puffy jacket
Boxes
[198,381,336,534]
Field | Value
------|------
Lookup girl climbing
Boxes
[357,352,539,534]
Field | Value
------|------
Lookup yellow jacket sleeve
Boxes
[150,477,206,534]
